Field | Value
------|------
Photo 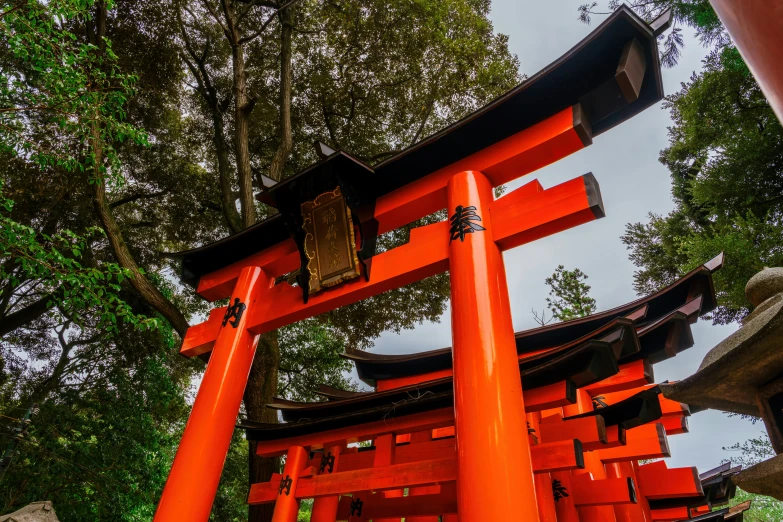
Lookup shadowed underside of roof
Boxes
[174,6,664,289]
[240,255,721,441]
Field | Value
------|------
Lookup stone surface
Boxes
[660,293,783,417]
[733,454,783,502]
[746,267,783,307]
[0,502,59,522]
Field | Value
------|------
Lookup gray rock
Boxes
[733,454,783,502]
[0,502,59,522]
[746,267,783,307]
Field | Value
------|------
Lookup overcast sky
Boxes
[362,2,767,471]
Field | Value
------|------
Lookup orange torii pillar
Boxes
[154,266,268,521]
[309,444,345,522]
[606,461,652,522]
[448,170,540,521]
[564,388,617,522]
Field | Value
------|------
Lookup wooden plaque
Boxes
[301,187,361,295]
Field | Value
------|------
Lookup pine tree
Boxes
[544,266,598,322]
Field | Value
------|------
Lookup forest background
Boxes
[0,0,780,520]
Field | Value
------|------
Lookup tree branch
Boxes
[0,289,60,337]
[109,188,169,209]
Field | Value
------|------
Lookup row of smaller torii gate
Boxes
[152,7,753,522]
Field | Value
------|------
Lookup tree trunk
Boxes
[86,1,189,338]
[244,10,295,521]
[244,330,281,522]
[211,107,243,234]
[267,7,294,183]
[0,289,60,337]
[92,172,191,337]
[228,10,256,228]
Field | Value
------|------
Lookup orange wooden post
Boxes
[564,388,617,522]
[573,452,618,522]
[607,461,651,522]
[362,434,397,522]
[447,170,539,522]
[272,446,309,522]
[709,0,783,122]
[310,444,345,522]
[407,430,439,522]
[552,470,580,522]
[154,266,267,521]
[535,473,559,522]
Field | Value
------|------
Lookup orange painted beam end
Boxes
[650,506,690,521]
[180,307,225,358]
[490,173,604,252]
[597,423,670,463]
[571,476,637,506]
[637,464,703,500]
[526,380,577,412]
[584,359,653,396]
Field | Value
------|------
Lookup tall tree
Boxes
[579,1,783,324]
[545,265,598,322]
[173,2,519,519]
[1,0,522,519]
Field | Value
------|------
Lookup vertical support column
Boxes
[709,0,783,122]
[632,461,653,521]
[407,430,440,522]
[371,434,397,522]
[573,452,617,522]
[447,170,539,522]
[565,388,617,522]
[272,446,309,522]
[606,461,650,522]
[551,470,579,522]
[154,266,267,522]
[534,473,559,522]
[310,444,345,522]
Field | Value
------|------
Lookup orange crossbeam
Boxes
[196,239,299,302]
[538,414,608,451]
[570,476,637,506]
[373,105,588,236]
[637,463,703,500]
[597,423,670,463]
[254,408,455,457]
[338,438,582,475]
[249,457,457,504]
[650,506,690,521]
[531,440,585,473]
[181,174,603,356]
[584,359,653,396]
[249,439,584,503]
[526,380,577,412]
[660,415,689,435]
[335,484,457,520]
[190,106,590,304]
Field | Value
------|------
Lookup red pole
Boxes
[606,461,651,522]
[564,389,617,522]
[272,446,309,522]
[709,0,783,123]
[447,170,539,522]
[154,266,268,521]
[310,444,344,522]
[534,473,559,522]
[551,470,579,522]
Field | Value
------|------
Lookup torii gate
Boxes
[153,7,669,522]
